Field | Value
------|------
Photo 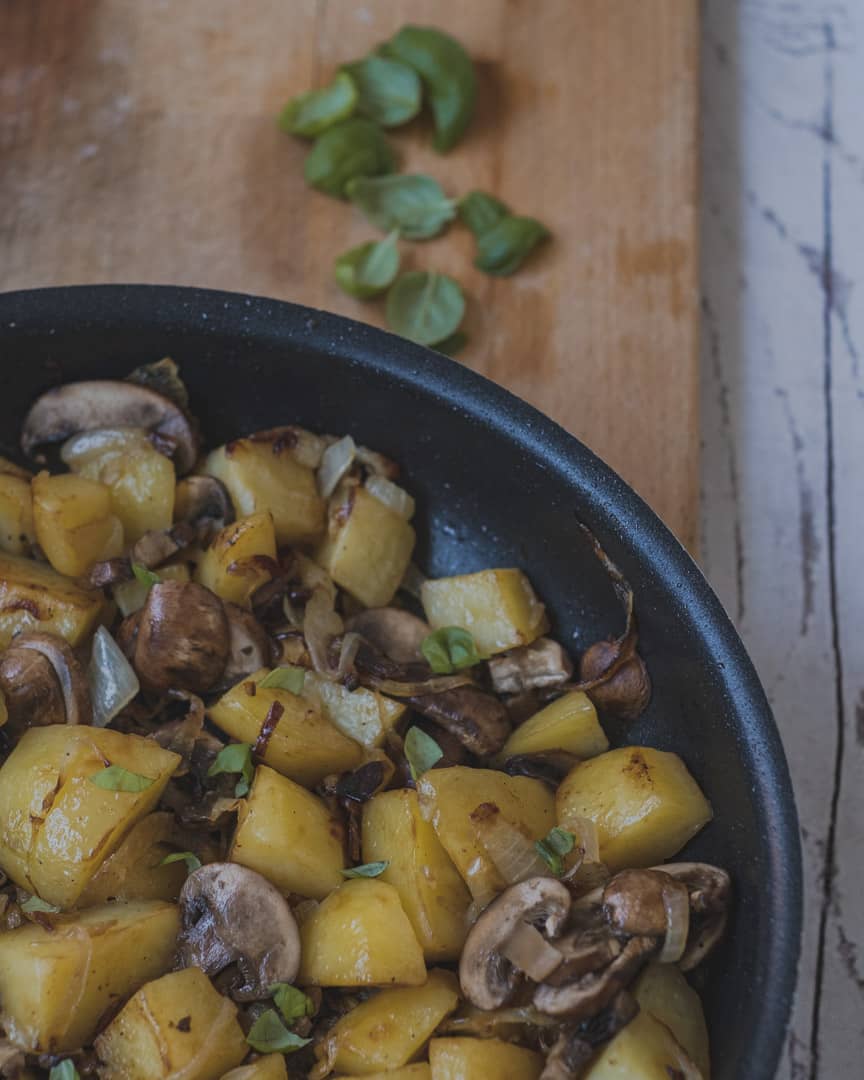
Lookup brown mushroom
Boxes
[0,632,91,732]
[176,862,300,1000]
[408,686,511,757]
[488,638,574,697]
[579,640,651,721]
[346,607,430,664]
[651,862,731,971]
[504,750,581,786]
[222,604,273,686]
[88,557,134,589]
[21,380,199,474]
[133,581,229,693]
[174,475,235,529]
[459,876,571,1010]
[533,934,656,1018]
[131,522,196,569]
[602,868,690,940]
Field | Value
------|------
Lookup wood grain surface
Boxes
[0,0,699,548]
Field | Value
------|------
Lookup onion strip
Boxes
[659,883,691,963]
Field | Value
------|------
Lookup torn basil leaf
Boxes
[48,1062,80,1080]
[347,174,455,240]
[246,1008,312,1053]
[131,563,161,588]
[341,861,390,879]
[535,826,576,876]
[207,742,255,798]
[279,71,358,137]
[475,215,550,276]
[21,895,61,914]
[159,851,202,873]
[259,665,306,694]
[458,190,509,237]
[343,54,421,127]
[90,765,155,793]
[304,118,396,198]
[421,626,481,674]
[272,983,314,1023]
[404,726,443,781]
[385,271,465,347]
[335,230,400,299]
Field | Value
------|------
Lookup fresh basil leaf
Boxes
[535,826,575,876]
[207,742,254,798]
[259,666,306,693]
[21,895,61,914]
[335,230,400,299]
[341,861,390,879]
[131,563,161,588]
[458,190,510,237]
[304,118,396,198]
[272,983,314,1023]
[384,25,476,152]
[279,71,358,137]
[90,765,155,793]
[246,1008,312,1053]
[159,851,202,873]
[49,1061,80,1080]
[347,174,455,240]
[404,727,443,781]
[385,271,465,346]
[421,626,481,674]
[474,215,551,276]
[343,54,421,127]
[435,331,469,357]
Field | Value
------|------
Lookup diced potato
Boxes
[113,561,191,617]
[362,789,470,962]
[0,899,178,1052]
[555,747,713,872]
[0,551,106,648]
[195,511,276,607]
[79,812,188,906]
[582,1008,702,1079]
[634,964,710,1076]
[321,969,459,1075]
[230,764,345,900]
[223,1057,288,1080]
[206,437,325,545]
[0,725,180,908]
[95,967,247,1080]
[63,427,176,544]
[0,456,32,480]
[303,670,406,747]
[421,569,548,656]
[429,1037,543,1080]
[0,473,35,555]
[209,669,362,787]
[32,471,124,577]
[298,879,427,987]
[417,767,555,900]
[316,487,415,607]
[333,1069,431,1080]
[496,690,609,762]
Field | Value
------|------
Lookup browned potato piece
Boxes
[429,1037,543,1079]
[79,812,188,906]
[581,1009,702,1079]
[495,690,608,761]
[195,511,276,607]
[634,963,711,1076]
[223,1058,288,1080]
[0,472,35,555]
[32,471,124,577]
[0,551,106,648]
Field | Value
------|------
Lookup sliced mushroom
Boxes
[409,686,510,757]
[222,604,273,686]
[579,639,651,721]
[0,632,91,731]
[504,750,581,786]
[131,522,196,569]
[22,380,199,474]
[133,581,230,693]
[541,928,622,986]
[602,868,689,939]
[176,862,301,1000]
[174,475,235,529]
[148,691,206,775]
[652,862,731,971]
[488,638,573,697]
[533,934,656,1018]
[459,876,571,1010]
[88,557,134,589]
[345,607,430,664]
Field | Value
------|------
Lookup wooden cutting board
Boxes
[0,0,699,549]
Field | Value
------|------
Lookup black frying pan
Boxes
[0,285,801,1079]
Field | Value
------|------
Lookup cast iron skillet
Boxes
[0,285,801,1079]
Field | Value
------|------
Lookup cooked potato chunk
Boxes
[230,764,345,899]
[206,436,324,545]
[95,966,247,1080]
[496,690,608,762]
[0,725,180,908]
[32,471,124,577]
[209,669,362,787]
[0,899,178,1052]
[581,1008,702,1079]
[303,670,406,747]
[320,969,459,1075]
[63,427,176,544]
[421,569,548,656]
[0,551,106,648]
[195,511,276,607]
[556,746,713,871]
[316,487,415,607]
[429,1037,543,1079]
[79,812,188,906]
[417,767,555,900]
[634,963,710,1076]
[362,789,471,962]
[0,473,35,555]
[299,879,427,987]
[333,1069,431,1080]
[223,1057,288,1080]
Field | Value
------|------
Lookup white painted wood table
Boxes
[701,2,863,1076]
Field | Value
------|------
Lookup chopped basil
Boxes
[421,626,481,674]
[347,174,456,240]
[474,215,550,276]
[335,230,401,299]
[271,983,314,1023]
[49,1062,80,1080]
[245,1008,312,1053]
[131,563,161,588]
[90,765,156,793]
[385,271,465,347]
[404,726,443,781]
[21,895,61,914]
[535,826,576,876]
[207,742,255,798]
[279,71,358,137]
[341,861,390,879]
[458,190,509,237]
[304,118,396,198]
[159,851,202,873]
[259,666,306,694]
[343,54,422,128]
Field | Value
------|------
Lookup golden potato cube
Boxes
[223,1057,288,1080]
[195,511,276,607]
[634,963,710,1076]
[555,747,713,872]
[429,1037,543,1080]
[0,725,180,908]
[209,669,362,787]
[0,473,35,556]
[64,427,176,544]
[95,967,247,1080]
[417,767,555,900]
[230,764,345,900]
[333,1069,431,1080]
[316,487,415,607]
[421,570,548,656]
[206,438,324,545]
[298,879,427,987]
[113,561,191,617]
[496,691,609,763]
[582,1008,702,1079]
[0,551,106,648]
[322,969,459,1075]
[79,812,188,906]
[0,899,178,1052]
[303,670,406,747]
[0,456,32,480]
[32,471,124,577]
[362,789,470,962]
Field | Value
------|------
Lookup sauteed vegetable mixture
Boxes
[0,362,729,1079]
